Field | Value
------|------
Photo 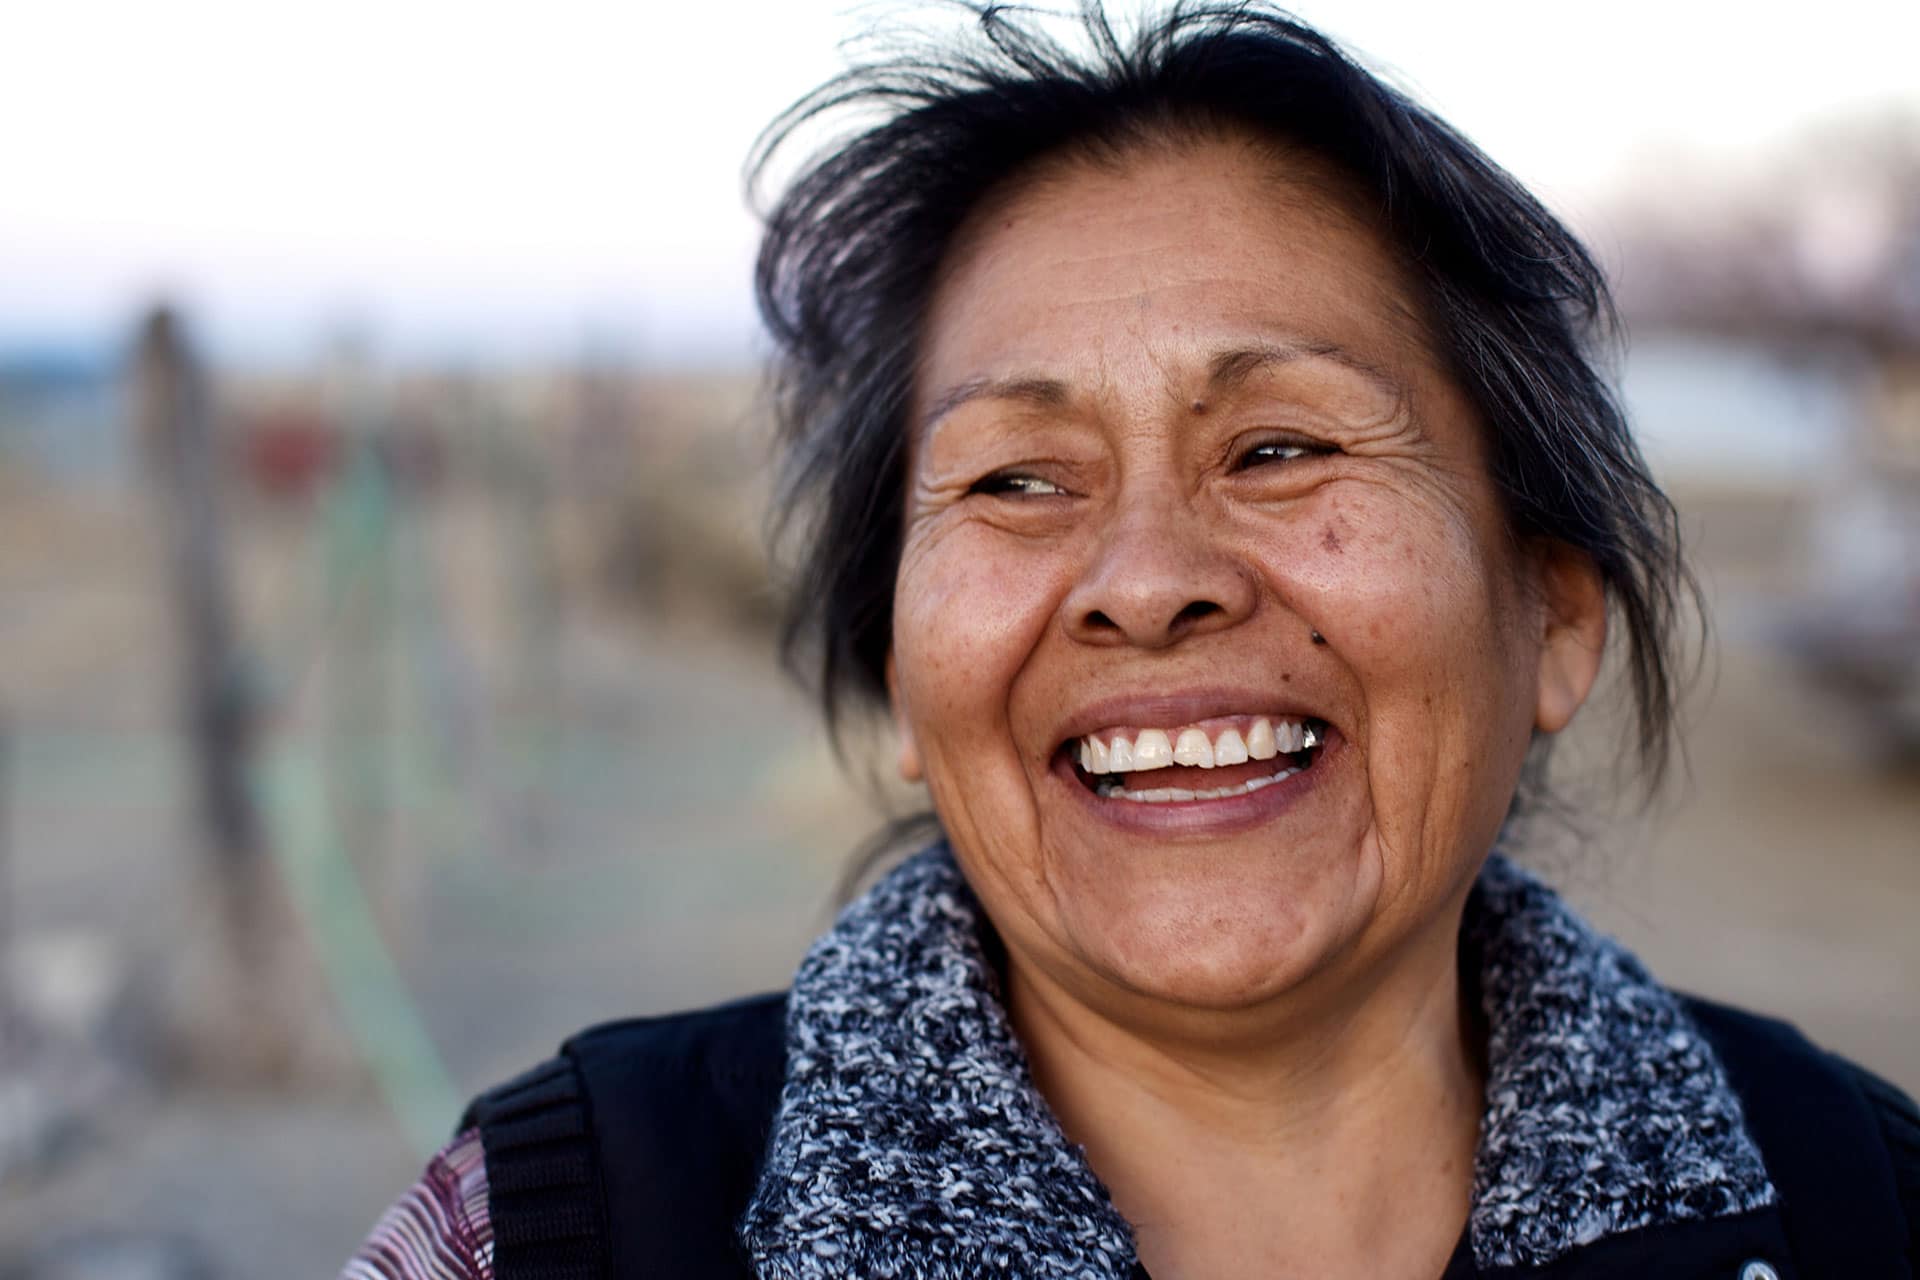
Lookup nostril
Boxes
[1172,600,1222,632]
[1071,593,1241,646]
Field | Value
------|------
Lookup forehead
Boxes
[915,133,1437,420]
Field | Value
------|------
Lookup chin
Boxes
[1051,845,1379,1013]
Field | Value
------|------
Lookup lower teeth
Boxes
[1096,765,1302,803]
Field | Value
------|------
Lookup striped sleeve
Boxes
[341,1128,494,1280]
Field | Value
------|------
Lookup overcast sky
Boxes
[4,0,1915,364]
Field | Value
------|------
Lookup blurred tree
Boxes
[1614,111,1920,358]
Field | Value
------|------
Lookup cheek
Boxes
[1270,491,1535,760]
[1288,499,1488,642]
[892,529,1065,747]
[1255,492,1535,898]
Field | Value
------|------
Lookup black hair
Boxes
[752,1,1699,791]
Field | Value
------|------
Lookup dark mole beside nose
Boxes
[1310,630,1327,645]
[1189,398,1208,415]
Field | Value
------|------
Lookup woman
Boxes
[346,5,1919,1277]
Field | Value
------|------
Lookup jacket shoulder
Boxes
[1836,1053,1920,1263]
[1681,994,1918,1271]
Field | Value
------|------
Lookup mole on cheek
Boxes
[1320,524,1344,554]
[1189,399,1208,416]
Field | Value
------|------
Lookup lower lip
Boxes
[1049,732,1338,837]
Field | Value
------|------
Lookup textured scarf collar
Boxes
[738,845,1776,1277]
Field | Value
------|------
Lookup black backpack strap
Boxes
[564,992,788,1278]
[464,992,789,1280]
[460,1054,612,1280]
[1686,996,1915,1278]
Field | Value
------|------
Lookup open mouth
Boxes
[1061,715,1327,804]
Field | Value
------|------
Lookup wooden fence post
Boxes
[138,307,260,878]
[134,305,323,1080]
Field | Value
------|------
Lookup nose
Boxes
[1062,484,1258,648]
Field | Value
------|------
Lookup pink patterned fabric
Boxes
[341,1128,492,1280]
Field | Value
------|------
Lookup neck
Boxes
[1007,897,1484,1280]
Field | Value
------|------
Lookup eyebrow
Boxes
[1206,340,1406,401]
[918,339,1405,435]
[918,375,1070,435]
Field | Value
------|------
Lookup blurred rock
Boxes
[0,931,136,1189]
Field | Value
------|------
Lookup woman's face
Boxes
[890,133,1604,1016]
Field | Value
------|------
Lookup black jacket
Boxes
[465,991,1919,1280]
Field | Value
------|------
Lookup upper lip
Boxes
[1050,686,1335,749]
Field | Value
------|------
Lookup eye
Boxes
[1232,437,1333,471]
[970,472,1067,497]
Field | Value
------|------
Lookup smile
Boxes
[1068,715,1326,805]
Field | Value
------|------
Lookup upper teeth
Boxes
[1077,717,1317,775]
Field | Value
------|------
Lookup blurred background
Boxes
[1,1,1916,1275]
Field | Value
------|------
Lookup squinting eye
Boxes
[1235,439,1325,469]
[972,473,1066,497]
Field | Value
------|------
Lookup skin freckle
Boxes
[1320,525,1343,554]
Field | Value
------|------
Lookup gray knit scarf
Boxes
[738,845,1776,1277]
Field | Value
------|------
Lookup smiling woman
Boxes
[891,136,1600,1038]
[343,5,1919,1279]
